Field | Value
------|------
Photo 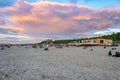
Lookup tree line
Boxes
[39,32,120,44]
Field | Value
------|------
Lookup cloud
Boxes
[0,18,5,25]
[93,28,120,36]
[0,33,35,44]
[0,27,24,34]
[1,1,120,42]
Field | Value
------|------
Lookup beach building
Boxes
[67,38,112,46]
[81,38,112,46]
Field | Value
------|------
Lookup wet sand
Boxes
[0,46,120,80]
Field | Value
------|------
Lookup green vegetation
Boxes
[53,39,82,44]
[99,32,120,44]
[38,39,53,45]
[39,32,120,44]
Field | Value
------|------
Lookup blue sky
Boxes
[0,0,120,43]
[1,0,120,8]
[26,0,120,9]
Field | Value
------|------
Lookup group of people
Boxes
[108,48,120,57]
[0,44,50,51]
[28,44,49,51]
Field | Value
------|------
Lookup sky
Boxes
[0,0,120,44]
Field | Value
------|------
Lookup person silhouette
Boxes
[108,50,112,56]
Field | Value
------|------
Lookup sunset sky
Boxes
[0,0,120,43]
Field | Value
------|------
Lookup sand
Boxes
[0,46,120,80]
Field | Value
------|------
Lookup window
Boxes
[100,40,104,43]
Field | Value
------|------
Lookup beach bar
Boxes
[81,38,112,46]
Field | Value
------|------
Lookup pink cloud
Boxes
[0,27,24,33]
[0,18,5,25]
[1,1,120,40]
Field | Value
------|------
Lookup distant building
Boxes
[81,38,112,46]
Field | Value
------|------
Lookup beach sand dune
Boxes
[0,46,120,80]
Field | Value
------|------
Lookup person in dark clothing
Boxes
[118,52,120,57]
[112,51,120,57]
[115,51,120,57]
[108,50,112,56]
[44,47,48,51]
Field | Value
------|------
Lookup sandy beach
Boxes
[0,46,120,80]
